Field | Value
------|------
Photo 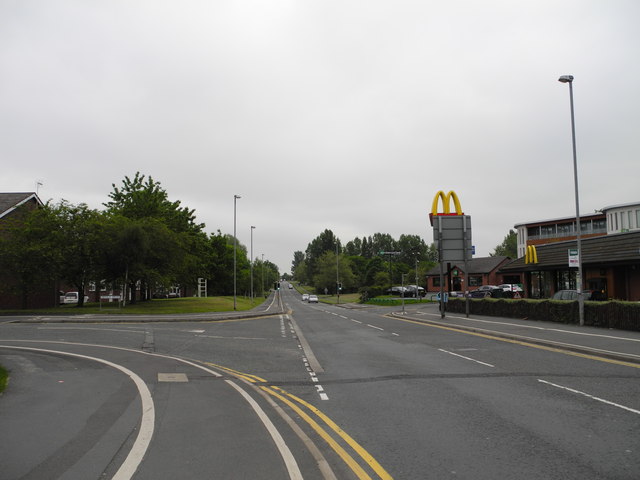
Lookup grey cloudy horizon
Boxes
[2,1,639,274]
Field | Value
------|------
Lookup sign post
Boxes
[430,190,473,318]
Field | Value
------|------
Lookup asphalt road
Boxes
[1,288,639,479]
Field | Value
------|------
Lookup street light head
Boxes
[234,194,241,199]
[558,75,574,83]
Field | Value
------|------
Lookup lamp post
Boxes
[558,74,584,326]
[261,253,264,297]
[233,194,241,310]
[250,225,255,303]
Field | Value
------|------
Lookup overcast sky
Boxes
[2,1,638,273]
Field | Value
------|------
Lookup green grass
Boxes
[319,293,360,304]
[0,364,8,394]
[0,296,264,316]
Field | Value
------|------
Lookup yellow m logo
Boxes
[431,190,463,216]
[525,245,538,264]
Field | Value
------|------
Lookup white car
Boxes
[498,284,523,292]
[62,292,89,304]
[308,295,319,303]
[302,294,309,302]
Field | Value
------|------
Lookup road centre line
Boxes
[367,324,384,331]
[438,348,495,367]
[538,379,640,415]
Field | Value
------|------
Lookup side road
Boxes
[387,302,640,366]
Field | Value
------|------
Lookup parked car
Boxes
[477,285,497,291]
[62,292,89,304]
[386,286,409,296]
[470,288,514,299]
[404,285,425,297]
[552,290,605,301]
[308,294,319,303]
[498,284,523,292]
[302,294,309,302]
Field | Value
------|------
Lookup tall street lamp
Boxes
[558,74,584,326]
[233,194,241,310]
[250,225,255,302]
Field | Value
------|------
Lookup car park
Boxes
[302,294,309,302]
[308,294,319,303]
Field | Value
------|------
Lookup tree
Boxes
[305,229,339,280]
[291,251,305,276]
[491,230,517,258]
[313,251,355,294]
[53,201,105,307]
[0,203,60,308]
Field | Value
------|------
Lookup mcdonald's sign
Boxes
[525,245,538,264]
[430,190,463,226]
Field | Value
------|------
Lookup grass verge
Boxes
[0,296,264,316]
[0,365,8,394]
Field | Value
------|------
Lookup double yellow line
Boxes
[205,362,393,480]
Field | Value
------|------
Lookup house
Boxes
[425,256,512,293]
[0,192,60,309]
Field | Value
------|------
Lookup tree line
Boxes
[0,173,280,307]
[291,229,438,296]
[292,228,517,297]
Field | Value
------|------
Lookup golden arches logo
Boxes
[431,190,463,216]
[525,245,538,264]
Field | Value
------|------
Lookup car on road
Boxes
[302,294,309,302]
[308,295,319,303]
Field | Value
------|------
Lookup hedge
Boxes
[445,298,640,331]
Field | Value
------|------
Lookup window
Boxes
[629,211,634,229]
[636,210,640,229]
[432,277,441,287]
[528,226,540,238]
[469,276,482,286]
[593,219,606,232]
[541,225,556,237]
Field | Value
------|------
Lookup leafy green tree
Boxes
[291,251,305,276]
[491,230,517,258]
[53,201,105,307]
[313,251,355,294]
[104,172,203,234]
[0,203,60,308]
[305,229,339,280]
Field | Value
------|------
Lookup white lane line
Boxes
[351,319,363,324]
[1,345,155,480]
[225,380,303,480]
[367,324,384,331]
[438,348,495,368]
[538,379,640,415]
[392,333,400,337]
